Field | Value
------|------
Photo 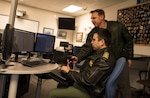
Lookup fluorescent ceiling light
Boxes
[63,5,82,13]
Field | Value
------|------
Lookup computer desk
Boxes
[0,62,58,98]
[133,54,150,68]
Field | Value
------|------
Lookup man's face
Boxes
[91,12,104,27]
[91,33,103,50]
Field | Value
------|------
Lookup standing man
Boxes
[48,28,116,98]
[73,9,133,98]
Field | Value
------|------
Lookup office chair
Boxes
[136,67,150,97]
[72,46,84,68]
[72,46,81,56]
[105,57,126,98]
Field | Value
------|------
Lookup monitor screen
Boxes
[34,33,55,53]
[12,29,35,53]
[2,24,14,61]
[60,41,69,47]
[58,17,75,30]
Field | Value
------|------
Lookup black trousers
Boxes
[116,62,131,98]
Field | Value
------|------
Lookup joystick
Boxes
[67,56,76,69]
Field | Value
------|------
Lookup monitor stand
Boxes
[14,53,19,62]
[0,59,14,69]
[48,53,55,64]
[49,59,55,64]
[36,53,43,60]
[13,52,30,62]
[42,52,55,64]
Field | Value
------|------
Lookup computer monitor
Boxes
[0,33,2,52]
[12,29,35,53]
[60,41,69,47]
[34,33,55,53]
[0,33,2,42]
[1,24,14,61]
[58,17,75,30]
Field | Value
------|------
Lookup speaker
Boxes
[16,10,26,17]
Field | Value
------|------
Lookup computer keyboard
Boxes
[48,68,68,85]
[22,60,49,67]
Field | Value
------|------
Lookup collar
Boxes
[95,48,108,55]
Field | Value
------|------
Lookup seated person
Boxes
[48,28,116,98]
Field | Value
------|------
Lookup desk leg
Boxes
[35,78,42,98]
[0,75,7,98]
[8,75,19,98]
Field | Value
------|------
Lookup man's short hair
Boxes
[90,9,105,17]
[94,27,111,47]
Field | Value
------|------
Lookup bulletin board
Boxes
[137,0,150,4]
[117,2,150,45]
[0,14,39,32]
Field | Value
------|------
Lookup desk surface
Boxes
[0,62,58,74]
[0,61,59,98]
[133,54,150,61]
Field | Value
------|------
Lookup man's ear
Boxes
[100,15,105,20]
[101,39,105,45]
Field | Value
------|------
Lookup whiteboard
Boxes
[0,14,39,32]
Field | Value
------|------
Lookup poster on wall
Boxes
[76,32,83,42]
[0,29,3,33]
[57,30,67,39]
[43,27,54,35]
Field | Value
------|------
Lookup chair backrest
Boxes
[105,57,126,98]
[72,46,81,56]
[147,66,150,80]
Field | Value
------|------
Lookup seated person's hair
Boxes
[94,28,111,47]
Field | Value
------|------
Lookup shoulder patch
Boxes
[89,60,93,67]
[102,52,109,60]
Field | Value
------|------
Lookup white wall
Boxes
[104,0,137,21]
[73,13,94,46]
[0,1,74,49]
[75,0,150,56]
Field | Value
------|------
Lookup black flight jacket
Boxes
[67,48,116,98]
